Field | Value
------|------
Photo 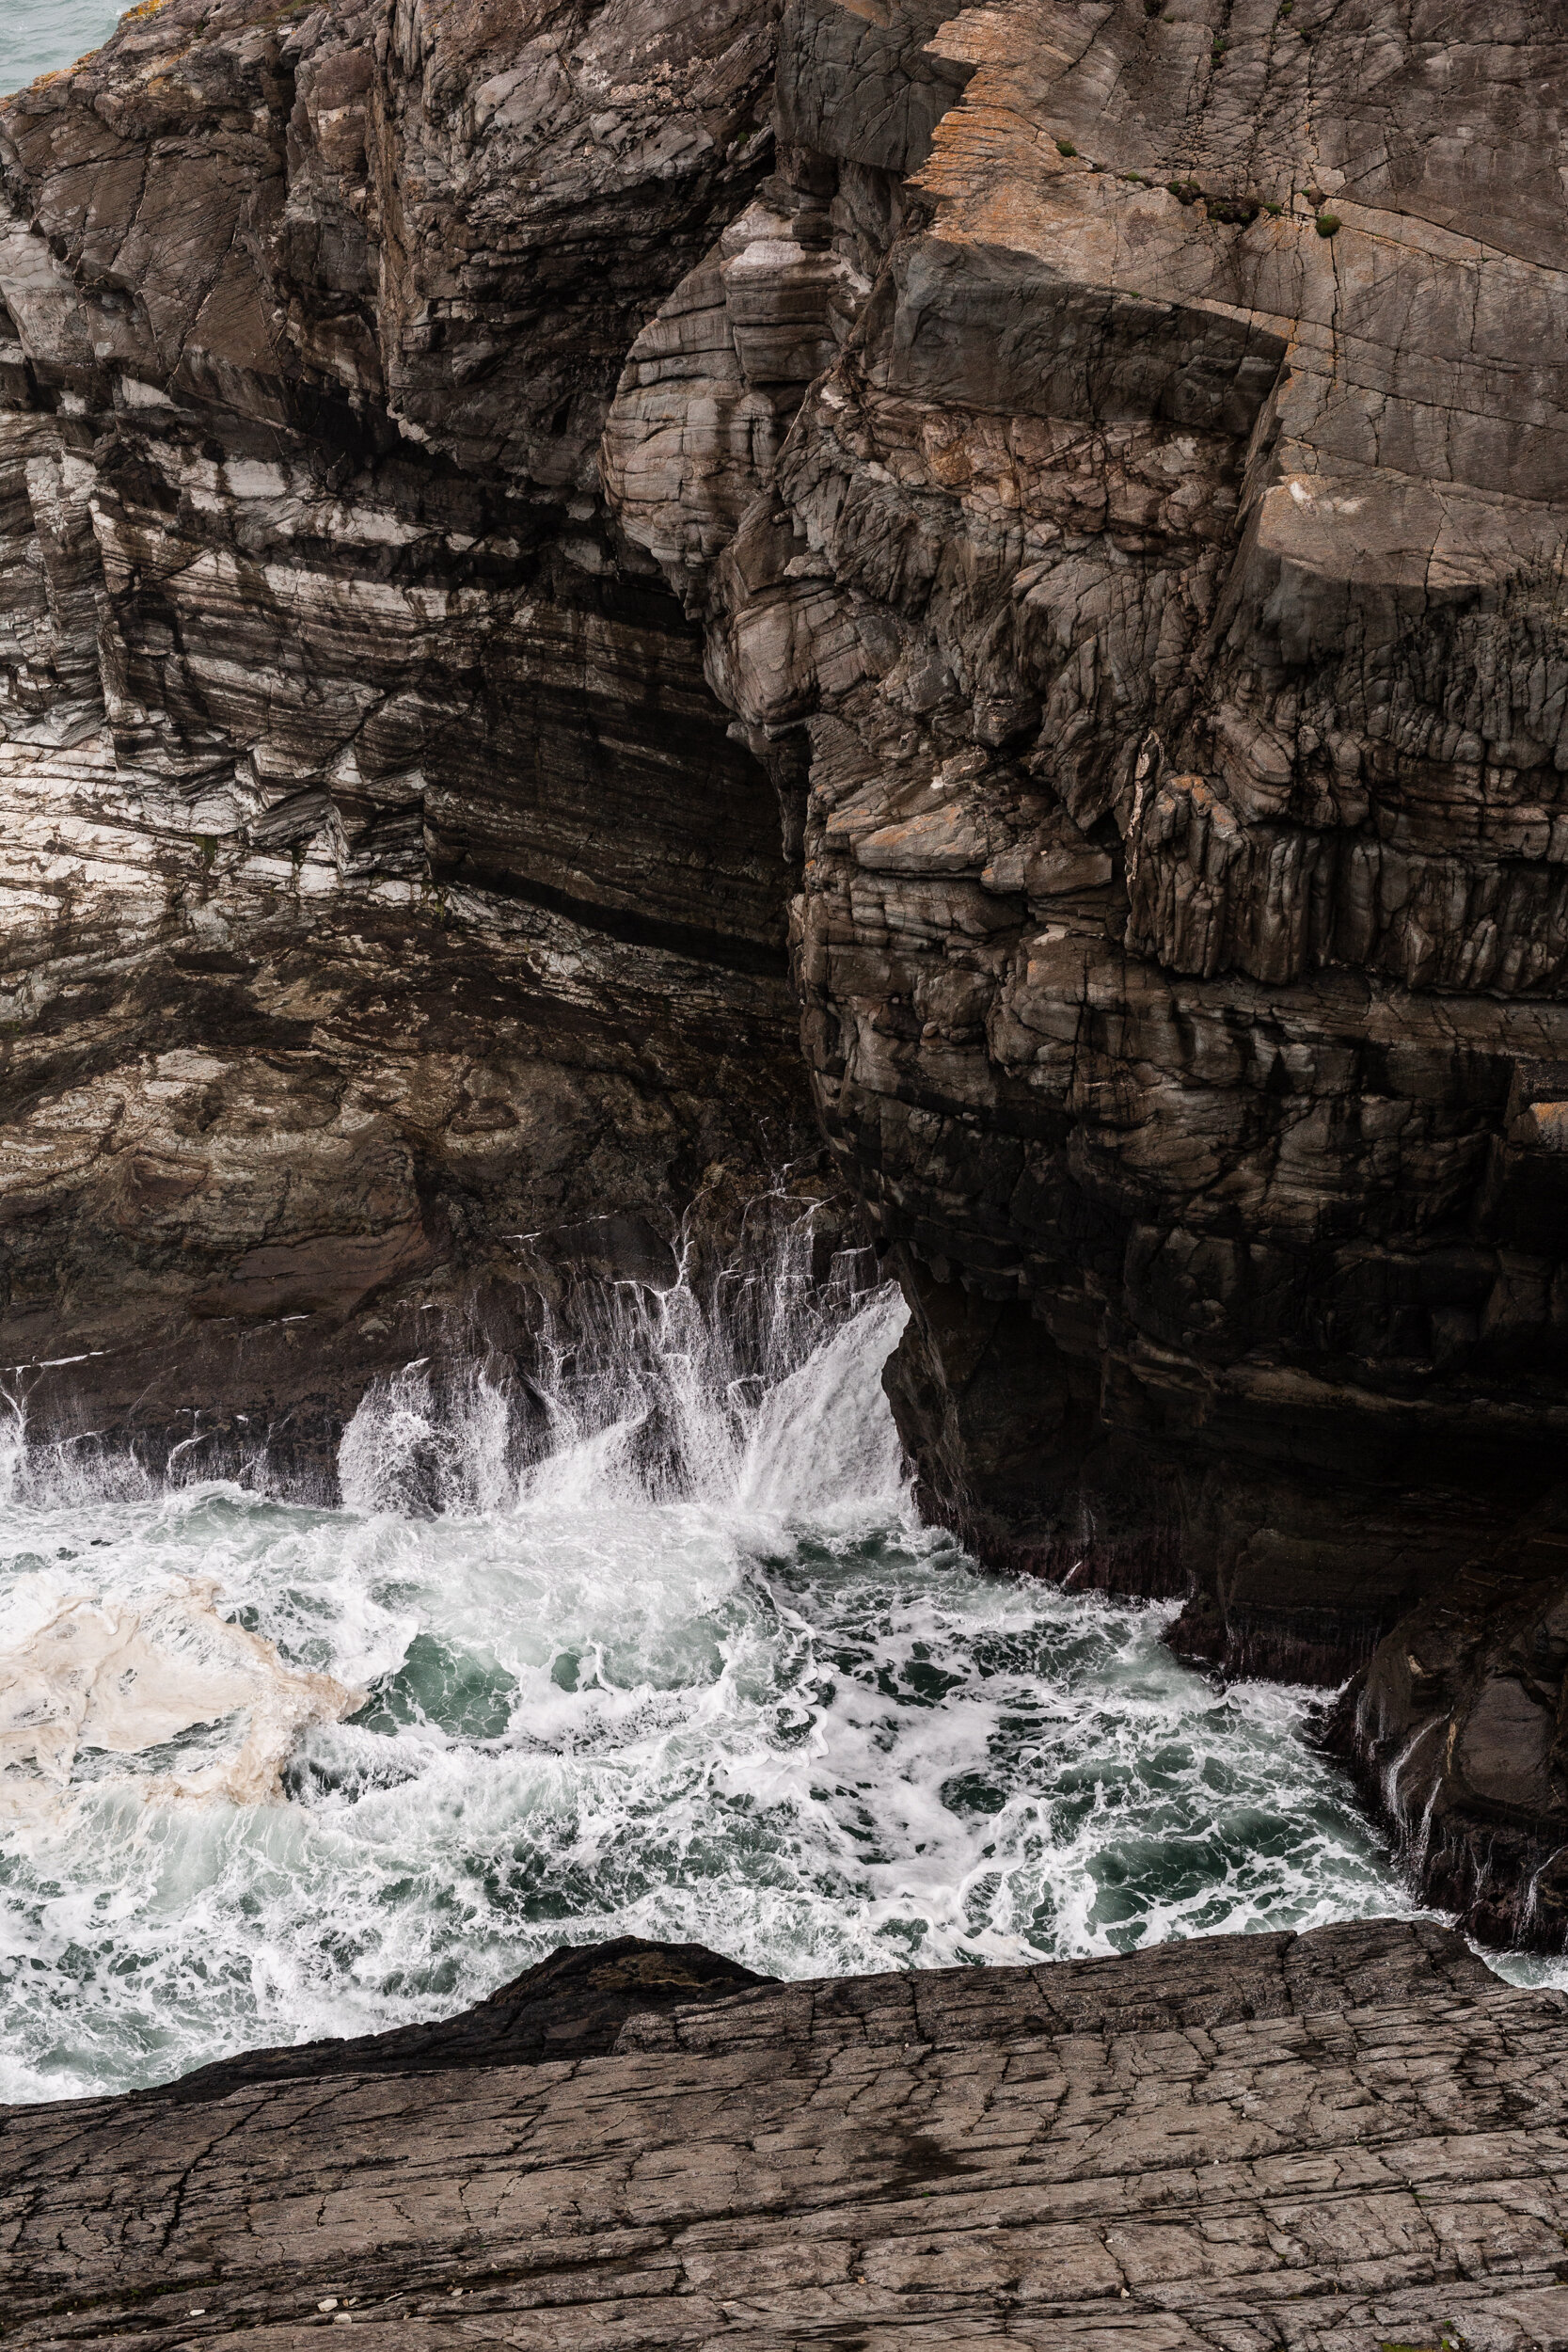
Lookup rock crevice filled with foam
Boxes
[0,1231,1409,2106]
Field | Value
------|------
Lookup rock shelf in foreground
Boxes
[6,1922,1568,2350]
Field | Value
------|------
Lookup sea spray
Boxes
[337,1218,907,1524]
[0,1205,1419,2101]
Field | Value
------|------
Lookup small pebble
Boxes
[318,2298,338,2312]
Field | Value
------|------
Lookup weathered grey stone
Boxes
[7,1920,1568,2351]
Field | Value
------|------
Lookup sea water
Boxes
[0,0,124,94]
[0,1209,1432,2106]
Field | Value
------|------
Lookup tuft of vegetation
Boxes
[1207,195,1260,226]
[196,834,218,869]
[1315,211,1342,236]
[1167,179,1204,205]
[1055,138,1077,156]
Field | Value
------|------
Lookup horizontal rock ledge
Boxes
[7,1924,1568,2352]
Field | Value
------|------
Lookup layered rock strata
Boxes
[0,0,816,1468]
[601,0,1568,1689]
[8,1921,1568,2350]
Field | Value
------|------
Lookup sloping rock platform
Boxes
[6,1923,1568,2351]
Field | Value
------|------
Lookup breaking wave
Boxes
[0,1204,1430,2102]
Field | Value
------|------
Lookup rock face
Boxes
[1326,1490,1568,1952]
[163,1935,773,2098]
[6,1,1568,1932]
[601,0,1568,1693]
[10,1920,1568,2350]
[0,0,816,1470]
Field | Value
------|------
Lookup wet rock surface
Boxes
[8,1920,1568,2349]
[155,1938,774,2101]
[1327,1491,1568,1952]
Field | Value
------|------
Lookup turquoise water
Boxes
[1,0,124,94]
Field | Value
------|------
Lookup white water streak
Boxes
[1,1222,903,1827]
[338,1219,906,1525]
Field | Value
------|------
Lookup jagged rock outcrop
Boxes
[11,1919,1568,2350]
[0,0,818,1467]
[601,0,1568,1697]
[1326,1489,1568,1952]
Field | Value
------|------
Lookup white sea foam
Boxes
[0,1209,1450,2103]
[0,1573,359,1820]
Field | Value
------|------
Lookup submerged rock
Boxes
[9,1920,1568,2348]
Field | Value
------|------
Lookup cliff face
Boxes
[14,1920,1568,2352]
[602,0,1568,1699]
[0,0,816,1469]
[5,2,1568,1935]
[599,0,1568,1939]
